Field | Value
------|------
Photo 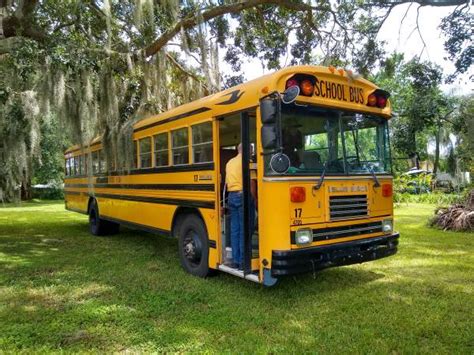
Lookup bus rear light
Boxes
[300,79,314,96]
[285,74,317,97]
[382,183,393,197]
[290,186,306,202]
[377,96,387,108]
[368,94,377,106]
[286,79,299,88]
[367,89,390,109]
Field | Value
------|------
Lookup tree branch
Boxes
[1,0,47,43]
[165,52,210,94]
[143,0,325,58]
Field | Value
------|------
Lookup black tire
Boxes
[88,200,119,236]
[178,214,210,278]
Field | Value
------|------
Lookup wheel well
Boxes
[171,207,206,238]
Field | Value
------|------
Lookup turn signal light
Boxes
[300,79,314,96]
[382,183,393,197]
[290,186,306,202]
[285,74,317,97]
[367,89,390,109]
[367,94,377,106]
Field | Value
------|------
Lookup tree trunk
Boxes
[21,180,32,200]
[433,125,440,174]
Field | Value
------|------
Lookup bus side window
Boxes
[154,132,169,167]
[74,156,80,175]
[99,150,106,173]
[92,151,99,174]
[133,141,138,168]
[139,137,152,169]
[192,122,213,163]
[82,154,87,174]
[171,128,189,165]
[71,157,76,176]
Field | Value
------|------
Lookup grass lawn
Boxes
[1,201,472,353]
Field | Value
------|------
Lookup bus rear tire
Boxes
[178,214,210,278]
[89,201,119,236]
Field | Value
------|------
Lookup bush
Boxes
[393,173,432,194]
[394,192,462,205]
[32,186,64,200]
[430,190,474,232]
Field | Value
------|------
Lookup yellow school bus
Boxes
[64,65,399,286]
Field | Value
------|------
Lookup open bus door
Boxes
[217,111,259,282]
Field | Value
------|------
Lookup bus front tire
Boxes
[178,214,210,278]
[89,201,119,236]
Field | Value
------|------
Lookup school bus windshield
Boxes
[267,103,391,176]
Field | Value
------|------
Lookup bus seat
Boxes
[302,151,323,170]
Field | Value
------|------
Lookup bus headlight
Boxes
[295,228,313,246]
[382,219,393,234]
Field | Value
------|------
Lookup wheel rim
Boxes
[183,229,202,267]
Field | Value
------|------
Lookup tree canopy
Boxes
[0,0,472,201]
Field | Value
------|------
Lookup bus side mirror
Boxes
[261,125,277,149]
[261,98,277,124]
[260,97,279,150]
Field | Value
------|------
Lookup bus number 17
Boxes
[294,208,302,218]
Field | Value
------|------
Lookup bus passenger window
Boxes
[192,122,213,163]
[171,128,189,165]
[65,158,70,176]
[99,150,106,173]
[154,133,169,167]
[133,141,138,168]
[74,156,80,175]
[139,137,152,168]
[92,151,99,174]
[71,157,77,176]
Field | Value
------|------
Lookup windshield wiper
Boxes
[347,119,380,187]
[313,162,328,190]
[368,165,380,187]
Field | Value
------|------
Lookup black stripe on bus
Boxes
[134,107,212,133]
[100,215,171,237]
[109,163,215,176]
[64,183,215,191]
[94,193,215,209]
[63,163,215,179]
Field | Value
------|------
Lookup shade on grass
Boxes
[0,201,472,352]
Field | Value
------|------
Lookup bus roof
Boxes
[65,65,387,154]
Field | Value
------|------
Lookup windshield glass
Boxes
[264,103,391,176]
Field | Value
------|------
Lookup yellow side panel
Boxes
[257,182,291,265]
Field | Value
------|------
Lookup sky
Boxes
[219,3,473,95]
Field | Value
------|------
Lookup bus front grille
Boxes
[312,222,382,242]
[329,194,368,220]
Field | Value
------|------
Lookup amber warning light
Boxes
[285,72,391,109]
[367,89,390,109]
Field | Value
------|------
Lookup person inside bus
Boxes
[225,143,257,270]
[282,123,303,167]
